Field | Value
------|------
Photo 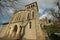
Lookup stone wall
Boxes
[0,2,46,40]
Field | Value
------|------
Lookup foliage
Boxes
[44,25,60,35]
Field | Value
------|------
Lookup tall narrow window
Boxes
[29,22,31,29]
[48,20,51,23]
[33,4,35,7]
[27,13,29,20]
[32,12,34,18]
[19,16,20,21]
[13,25,17,32]
[18,16,21,20]
[27,6,29,9]
[27,13,30,20]
[31,5,33,7]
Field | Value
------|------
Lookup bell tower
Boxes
[25,2,38,19]
[25,2,38,11]
[23,2,45,40]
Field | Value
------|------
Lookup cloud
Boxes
[39,11,55,20]
[0,0,59,23]
[37,0,58,9]
[39,10,49,19]
[0,0,59,29]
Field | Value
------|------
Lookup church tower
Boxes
[23,2,45,40]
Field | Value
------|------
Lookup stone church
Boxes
[0,2,45,40]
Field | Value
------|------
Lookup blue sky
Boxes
[0,0,59,29]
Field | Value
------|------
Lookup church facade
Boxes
[0,2,45,40]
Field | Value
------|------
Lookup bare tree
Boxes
[49,0,60,21]
[57,0,60,17]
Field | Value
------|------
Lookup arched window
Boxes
[33,4,35,7]
[28,6,30,8]
[27,6,30,9]
[32,12,34,18]
[18,16,21,21]
[29,22,31,29]
[48,20,51,23]
[16,15,21,21]
[27,13,30,20]
[31,5,33,7]
[13,25,17,32]
[31,4,35,8]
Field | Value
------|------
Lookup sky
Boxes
[0,0,59,29]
